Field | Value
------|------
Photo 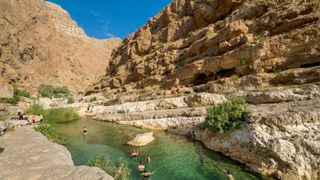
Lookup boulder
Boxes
[5,120,29,128]
[127,132,155,146]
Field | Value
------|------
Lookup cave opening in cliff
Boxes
[300,61,320,68]
[215,68,236,79]
[193,72,214,86]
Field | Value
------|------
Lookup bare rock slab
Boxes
[127,132,155,146]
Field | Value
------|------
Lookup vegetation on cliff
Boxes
[38,84,70,98]
[202,97,249,134]
[0,89,30,105]
[87,155,130,180]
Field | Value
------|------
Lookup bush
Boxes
[26,104,45,115]
[87,155,130,180]
[231,75,239,81]
[38,84,70,98]
[202,97,249,134]
[67,96,75,104]
[38,84,55,98]
[14,89,30,98]
[44,108,80,123]
[89,97,97,102]
[34,124,66,144]
[104,96,120,106]
[0,88,30,105]
[26,104,80,123]
[0,96,20,105]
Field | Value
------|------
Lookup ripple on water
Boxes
[58,117,260,180]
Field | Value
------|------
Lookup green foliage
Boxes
[0,88,30,105]
[240,58,249,68]
[0,96,20,105]
[104,96,120,106]
[14,89,30,98]
[26,104,45,115]
[67,96,75,104]
[34,124,66,144]
[202,97,249,134]
[231,75,239,81]
[89,97,97,102]
[87,155,130,180]
[38,84,70,98]
[38,84,55,98]
[26,104,79,123]
[44,108,80,123]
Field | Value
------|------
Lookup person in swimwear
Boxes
[147,155,151,163]
[131,149,139,158]
[141,169,155,180]
[137,161,145,173]
[82,126,88,135]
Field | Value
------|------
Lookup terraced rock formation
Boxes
[90,0,320,95]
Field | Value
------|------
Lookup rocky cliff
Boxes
[92,0,320,95]
[0,0,121,95]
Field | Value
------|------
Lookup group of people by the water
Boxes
[131,149,155,179]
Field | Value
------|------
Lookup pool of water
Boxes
[58,117,260,180]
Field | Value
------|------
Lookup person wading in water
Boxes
[82,126,88,135]
[141,169,155,180]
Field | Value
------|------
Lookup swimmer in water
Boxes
[131,149,139,158]
[82,126,88,135]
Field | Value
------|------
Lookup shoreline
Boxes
[0,126,113,180]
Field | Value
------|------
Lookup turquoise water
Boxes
[58,117,260,180]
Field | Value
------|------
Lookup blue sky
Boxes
[48,0,172,39]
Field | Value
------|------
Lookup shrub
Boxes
[44,108,80,123]
[231,75,239,81]
[202,97,249,134]
[14,89,30,98]
[104,96,120,106]
[239,58,249,68]
[26,104,45,115]
[55,86,70,95]
[0,88,30,105]
[38,84,70,98]
[34,124,66,144]
[0,96,20,105]
[38,84,55,98]
[87,155,130,180]
[26,104,80,123]
[89,97,97,102]
[67,96,75,104]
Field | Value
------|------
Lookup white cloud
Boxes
[104,33,115,37]
[91,10,101,17]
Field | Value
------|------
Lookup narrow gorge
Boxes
[1,0,319,180]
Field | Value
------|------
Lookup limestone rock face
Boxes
[0,127,113,180]
[127,132,155,146]
[201,100,320,180]
[91,0,320,94]
[0,78,13,98]
[0,0,121,93]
